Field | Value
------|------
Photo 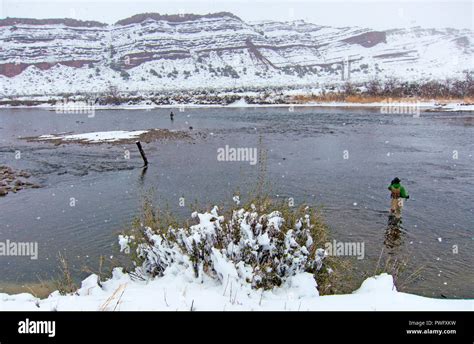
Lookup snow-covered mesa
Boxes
[1,206,472,311]
[1,12,472,96]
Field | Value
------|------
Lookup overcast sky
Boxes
[0,0,472,30]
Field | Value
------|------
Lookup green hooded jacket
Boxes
[388,183,409,198]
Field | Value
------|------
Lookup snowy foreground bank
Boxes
[0,271,472,311]
[1,203,473,311]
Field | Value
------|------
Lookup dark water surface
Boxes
[0,107,472,298]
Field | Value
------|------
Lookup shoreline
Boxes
[2,201,472,311]
[1,100,473,112]
[0,271,472,311]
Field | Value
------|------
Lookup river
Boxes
[0,107,472,298]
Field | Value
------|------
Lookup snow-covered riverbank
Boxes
[1,99,473,111]
[1,203,472,311]
[1,270,472,311]
[1,90,473,112]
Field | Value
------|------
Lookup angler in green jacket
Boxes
[388,177,409,219]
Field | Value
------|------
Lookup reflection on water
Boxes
[384,216,406,253]
[0,107,473,298]
[139,166,148,185]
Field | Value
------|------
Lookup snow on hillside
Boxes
[0,13,472,97]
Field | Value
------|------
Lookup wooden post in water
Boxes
[135,141,148,167]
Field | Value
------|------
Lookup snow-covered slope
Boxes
[1,271,472,311]
[0,12,472,96]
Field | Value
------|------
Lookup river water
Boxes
[0,107,472,298]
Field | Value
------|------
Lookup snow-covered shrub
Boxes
[120,197,338,292]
